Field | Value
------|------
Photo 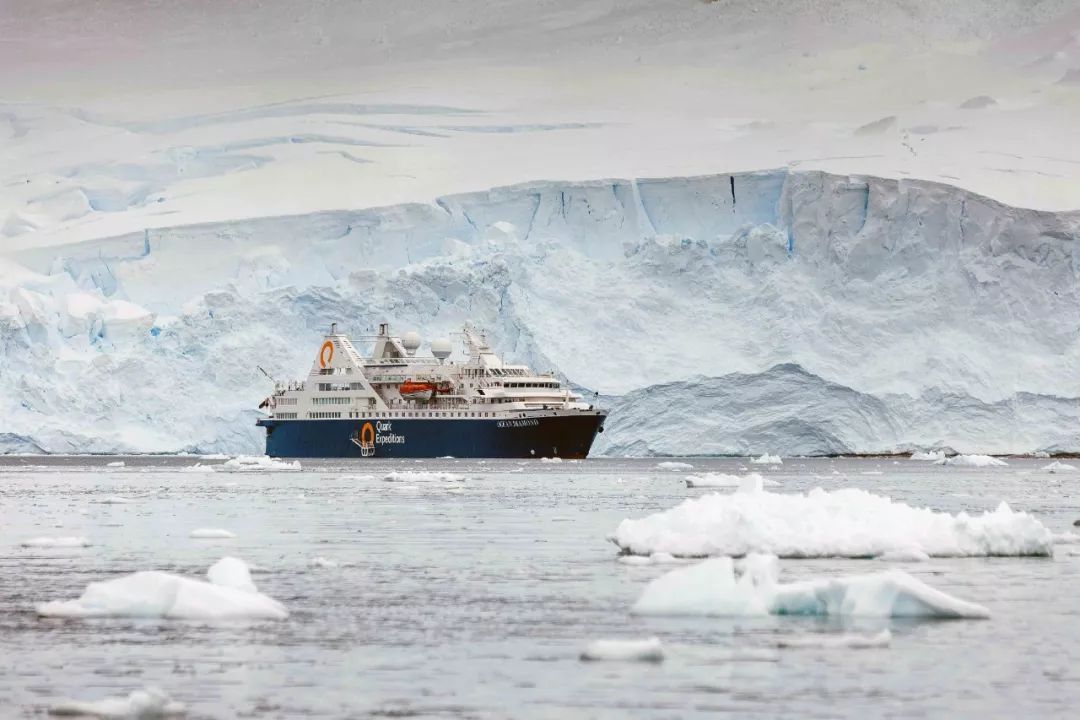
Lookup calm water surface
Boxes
[1,457,1078,719]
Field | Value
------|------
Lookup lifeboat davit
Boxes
[399,380,436,402]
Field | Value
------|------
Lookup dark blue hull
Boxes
[256,412,606,458]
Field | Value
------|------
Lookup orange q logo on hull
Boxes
[319,341,335,368]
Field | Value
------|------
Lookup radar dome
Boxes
[430,338,452,361]
[402,331,422,355]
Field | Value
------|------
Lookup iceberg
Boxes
[610,484,1053,558]
[936,454,1008,467]
[777,629,892,649]
[631,555,990,619]
[685,472,778,489]
[383,471,464,483]
[21,536,90,548]
[656,461,694,471]
[1042,461,1077,473]
[189,528,236,539]
[48,686,184,718]
[4,169,1080,458]
[579,637,665,663]
[750,453,783,465]
[220,456,299,472]
[36,557,287,620]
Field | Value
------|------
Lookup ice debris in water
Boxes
[189,528,236,539]
[97,496,134,504]
[179,463,216,473]
[750,453,783,465]
[656,461,694,471]
[383,471,464,483]
[21,536,91,548]
[631,555,990,618]
[1042,461,1077,473]
[48,685,185,718]
[539,457,563,463]
[36,557,286,620]
[309,557,339,568]
[910,450,946,461]
[685,472,778,489]
[580,637,664,663]
[777,629,892,649]
[876,548,931,562]
[617,552,682,566]
[935,454,1008,467]
[106,461,125,468]
[221,455,300,472]
[205,556,257,593]
[610,484,1053,558]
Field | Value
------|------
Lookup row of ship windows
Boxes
[318,382,364,391]
[284,411,503,420]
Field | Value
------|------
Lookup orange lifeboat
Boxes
[399,380,436,402]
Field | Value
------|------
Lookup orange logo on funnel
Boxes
[319,341,334,368]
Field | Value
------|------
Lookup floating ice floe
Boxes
[179,463,216,473]
[657,461,694,471]
[617,552,683,566]
[48,686,185,718]
[910,450,946,462]
[685,472,778,489]
[877,548,931,562]
[631,555,989,618]
[580,637,664,663]
[221,455,300,472]
[750,453,783,465]
[97,496,134,504]
[935,454,1008,467]
[205,555,257,592]
[189,528,236,539]
[539,457,563,463]
[36,557,287,620]
[21,536,90,548]
[106,461,125,468]
[610,483,1053,558]
[1042,461,1077,473]
[777,629,892,649]
[309,557,339,568]
[383,471,464,483]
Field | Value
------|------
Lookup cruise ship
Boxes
[256,323,607,458]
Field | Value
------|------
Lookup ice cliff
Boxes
[2,169,1078,455]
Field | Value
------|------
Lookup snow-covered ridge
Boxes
[3,169,1079,454]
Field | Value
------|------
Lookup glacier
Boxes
[2,169,1079,455]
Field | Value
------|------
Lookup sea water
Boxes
[1,456,1078,718]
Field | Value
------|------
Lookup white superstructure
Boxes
[261,323,596,422]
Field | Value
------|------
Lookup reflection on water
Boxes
[0,456,1078,718]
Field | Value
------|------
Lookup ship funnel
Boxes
[430,338,452,362]
[402,331,422,356]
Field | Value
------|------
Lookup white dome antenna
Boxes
[430,338,452,363]
[402,331,422,356]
